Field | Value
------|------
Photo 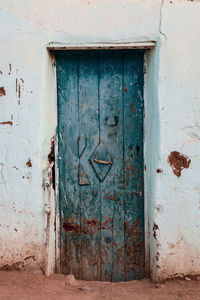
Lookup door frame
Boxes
[46,40,156,277]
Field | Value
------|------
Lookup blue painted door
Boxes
[56,51,145,281]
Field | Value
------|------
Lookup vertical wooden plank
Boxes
[56,52,81,277]
[99,52,125,281]
[123,51,145,280]
[78,52,101,280]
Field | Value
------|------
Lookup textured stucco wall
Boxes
[0,0,200,280]
[149,0,200,281]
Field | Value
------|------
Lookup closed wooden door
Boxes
[56,50,145,282]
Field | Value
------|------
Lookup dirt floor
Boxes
[1,271,200,300]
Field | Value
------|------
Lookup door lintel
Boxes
[47,41,156,51]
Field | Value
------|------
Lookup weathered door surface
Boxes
[56,50,145,282]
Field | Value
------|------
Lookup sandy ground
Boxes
[0,271,200,300]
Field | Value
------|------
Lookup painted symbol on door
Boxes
[78,162,91,186]
[89,142,113,182]
[78,137,91,186]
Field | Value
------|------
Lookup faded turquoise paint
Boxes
[56,51,145,282]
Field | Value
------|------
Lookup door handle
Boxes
[94,158,112,165]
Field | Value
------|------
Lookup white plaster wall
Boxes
[0,0,200,280]
[150,0,200,281]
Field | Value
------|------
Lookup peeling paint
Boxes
[155,205,163,216]
[168,151,191,177]
[130,104,135,112]
[123,85,128,93]
[48,137,55,166]
[8,63,11,75]
[0,121,12,126]
[156,252,160,261]
[26,159,32,168]
[18,83,21,99]
[0,87,6,96]
[63,219,100,235]
[153,223,159,240]
[47,136,55,189]
[0,256,36,271]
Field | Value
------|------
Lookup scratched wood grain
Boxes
[99,52,125,281]
[123,52,145,280]
[78,52,101,280]
[56,52,81,277]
